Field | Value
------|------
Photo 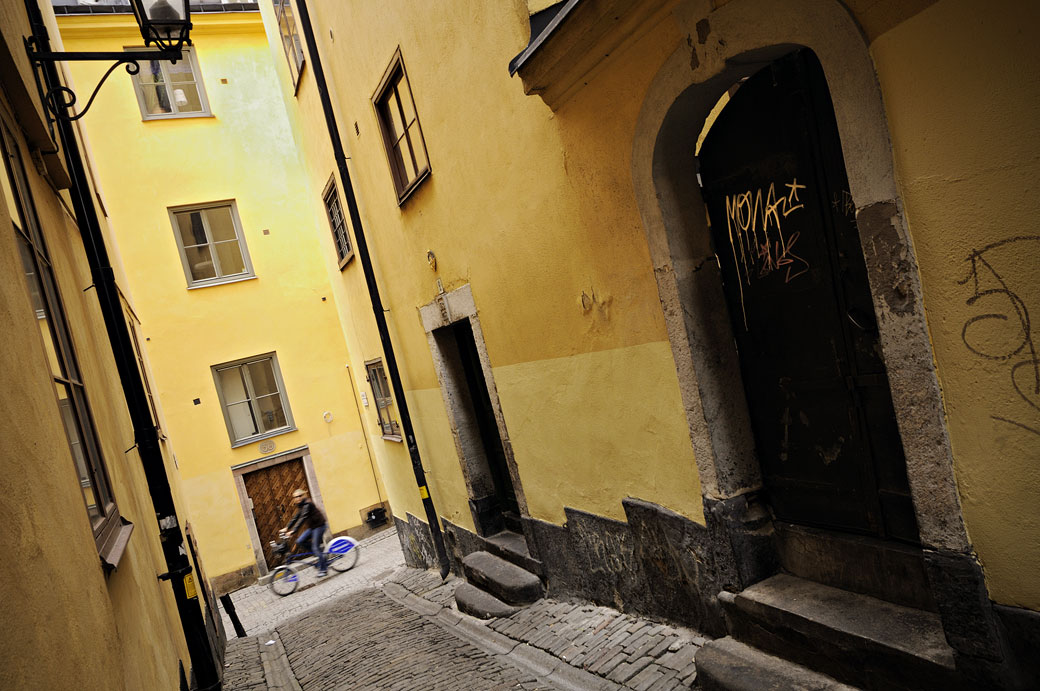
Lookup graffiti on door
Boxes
[958,235,1040,437]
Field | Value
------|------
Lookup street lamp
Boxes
[25,0,193,122]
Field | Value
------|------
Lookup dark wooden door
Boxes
[698,49,919,543]
[243,459,308,568]
[450,319,521,532]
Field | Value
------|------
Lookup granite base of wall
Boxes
[395,513,437,569]
[212,564,259,597]
[438,496,776,637]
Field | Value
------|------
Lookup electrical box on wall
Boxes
[360,391,369,407]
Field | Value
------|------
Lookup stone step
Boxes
[723,573,963,690]
[484,529,544,577]
[696,637,857,691]
[462,550,543,606]
[454,582,519,619]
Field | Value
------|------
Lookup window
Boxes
[126,311,162,436]
[213,354,295,446]
[1,123,131,564]
[273,0,305,88]
[323,179,353,267]
[129,47,209,119]
[169,201,253,288]
[365,360,400,439]
[373,49,430,202]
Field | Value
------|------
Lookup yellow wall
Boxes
[0,93,189,689]
[58,12,385,582]
[259,0,703,531]
[871,0,1040,609]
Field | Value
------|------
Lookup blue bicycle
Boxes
[268,530,359,596]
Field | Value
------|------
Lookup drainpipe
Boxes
[294,0,451,579]
[22,4,220,688]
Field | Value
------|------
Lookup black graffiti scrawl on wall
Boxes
[958,235,1040,437]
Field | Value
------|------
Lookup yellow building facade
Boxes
[258,0,1039,687]
[56,6,389,594]
[2,1,221,688]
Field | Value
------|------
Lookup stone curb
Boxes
[257,630,302,691]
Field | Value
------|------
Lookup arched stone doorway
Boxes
[630,0,1002,666]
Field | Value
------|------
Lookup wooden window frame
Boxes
[273,0,306,89]
[212,353,296,448]
[128,46,211,120]
[168,200,255,289]
[1,122,132,569]
[365,359,401,441]
[322,176,353,268]
[372,48,431,204]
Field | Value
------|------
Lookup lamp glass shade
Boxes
[131,0,191,48]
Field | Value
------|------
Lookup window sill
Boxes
[338,251,355,270]
[187,274,257,290]
[382,434,403,443]
[141,112,216,122]
[230,426,296,449]
[99,516,134,573]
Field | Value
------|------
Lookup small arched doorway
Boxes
[697,49,920,545]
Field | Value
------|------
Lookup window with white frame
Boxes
[169,202,253,287]
[213,354,294,446]
[129,47,209,119]
[273,0,305,88]
[365,359,400,439]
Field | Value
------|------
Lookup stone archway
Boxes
[629,0,1001,661]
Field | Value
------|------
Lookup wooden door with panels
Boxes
[243,459,308,569]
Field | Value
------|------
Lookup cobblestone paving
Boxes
[223,637,266,691]
[279,589,556,690]
[388,569,706,690]
[223,532,709,690]
[220,527,405,637]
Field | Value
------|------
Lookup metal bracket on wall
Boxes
[24,36,183,123]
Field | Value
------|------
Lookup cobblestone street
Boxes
[222,529,707,690]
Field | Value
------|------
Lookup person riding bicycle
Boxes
[283,488,329,576]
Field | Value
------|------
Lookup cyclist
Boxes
[283,488,329,577]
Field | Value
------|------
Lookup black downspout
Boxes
[294,0,451,579]
[23,5,220,689]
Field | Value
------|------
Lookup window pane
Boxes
[206,206,237,242]
[218,366,249,403]
[55,382,102,524]
[166,58,197,84]
[141,81,171,115]
[408,123,428,173]
[170,84,203,113]
[175,210,208,246]
[399,79,417,126]
[226,401,258,440]
[214,240,245,276]
[382,92,405,139]
[246,359,278,396]
[184,245,216,281]
[256,393,287,432]
[393,140,417,182]
[17,239,64,378]
[139,60,165,85]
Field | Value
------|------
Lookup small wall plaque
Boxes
[258,440,276,454]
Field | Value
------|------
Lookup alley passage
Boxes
[225,588,556,690]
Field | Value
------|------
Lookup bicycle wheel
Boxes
[270,565,299,596]
[326,536,359,572]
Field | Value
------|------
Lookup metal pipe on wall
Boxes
[293,0,451,579]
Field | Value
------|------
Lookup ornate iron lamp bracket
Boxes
[25,36,182,123]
